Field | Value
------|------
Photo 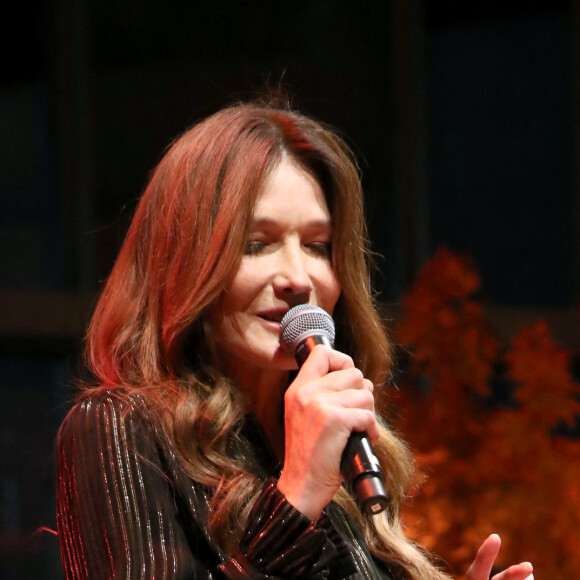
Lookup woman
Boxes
[56,102,533,579]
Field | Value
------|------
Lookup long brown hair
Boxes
[81,102,449,578]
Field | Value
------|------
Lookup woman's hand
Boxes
[466,534,533,580]
[277,344,378,521]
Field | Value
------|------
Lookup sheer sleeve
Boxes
[219,479,354,579]
[56,394,199,579]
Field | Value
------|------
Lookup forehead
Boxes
[252,157,331,225]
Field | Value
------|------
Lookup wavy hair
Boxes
[81,102,450,579]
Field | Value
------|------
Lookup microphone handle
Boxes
[295,336,388,515]
[340,432,388,515]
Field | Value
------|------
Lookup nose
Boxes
[273,243,313,299]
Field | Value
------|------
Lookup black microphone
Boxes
[280,304,388,515]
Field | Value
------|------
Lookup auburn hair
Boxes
[81,102,450,579]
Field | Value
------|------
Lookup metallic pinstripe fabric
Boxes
[57,396,199,578]
[56,393,397,579]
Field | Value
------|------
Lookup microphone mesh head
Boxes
[279,304,335,353]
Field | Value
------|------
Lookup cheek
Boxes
[209,269,252,338]
[328,281,342,313]
[220,262,261,312]
[225,262,261,312]
[318,266,342,313]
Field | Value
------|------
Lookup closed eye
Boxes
[244,241,269,255]
[306,242,332,258]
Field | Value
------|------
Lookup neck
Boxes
[228,365,289,461]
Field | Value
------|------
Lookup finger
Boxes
[323,387,376,413]
[314,391,380,443]
[316,367,366,393]
[364,378,374,394]
[339,408,378,439]
[467,534,501,580]
[491,562,533,580]
[367,420,381,445]
[297,345,355,382]
[287,387,376,435]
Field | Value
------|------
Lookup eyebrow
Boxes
[249,217,332,230]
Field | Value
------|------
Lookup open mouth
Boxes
[258,311,287,324]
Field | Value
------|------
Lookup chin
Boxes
[270,347,298,370]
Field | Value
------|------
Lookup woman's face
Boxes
[210,156,341,379]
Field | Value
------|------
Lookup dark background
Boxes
[1,1,578,577]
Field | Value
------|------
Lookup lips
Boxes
[257,309,288,323]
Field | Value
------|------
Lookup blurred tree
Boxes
[390,248,580,578]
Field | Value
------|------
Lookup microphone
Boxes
[280,304,388,515]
